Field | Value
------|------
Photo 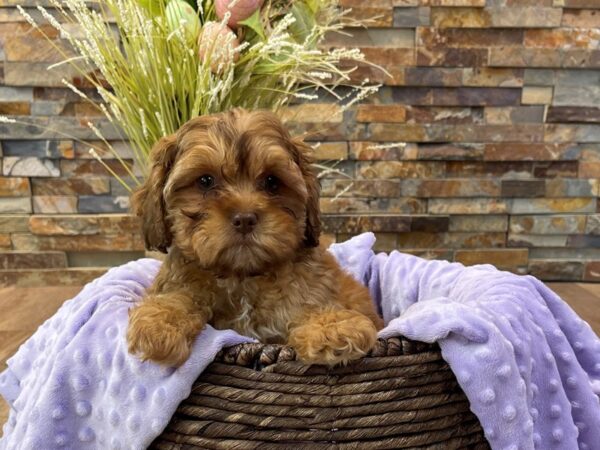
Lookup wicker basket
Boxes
[151,337,489,449]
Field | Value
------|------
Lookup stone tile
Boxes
[32,196,78,214]
[397,231,505,248]
[417,143,484,160]
[463,68,524,87]
[432,88,522,106]
[402,178,500,197]
[322,215,411,233]
[0,86,33,101]
[510,215,586,234]
[358,48,416,66]
[547,107,600,123]
[428,0,485,4]
[73,140,134,159]
[484,106,545,124]
[430,7,491,27]
[561,0,600,8]
[417,48,487,67]
[555,69,600,86]
[521,86,554,104]
[449,215,508,232]
[404,68,463,86]
[389,87,434,105]
[356,105,407,123]
[0,177,29,196]
[0,116,122,140]
[0,268,108,287]
[401,248,455,261]
[29,214,140,236]
[345,7,393,27]
[393,7,431,26]
[562,9,600,27]
[431,7,561,28]
[483,143,576,161]
[357,161,445,179]
[567,235,600,248]
[585,214,600,235]
[320,197,427,214]
[529,260,584,281]
[407,106,482,124]
[546,179,598,197]
[508,234,568,247]
[410,216,450,232]
[501,179,545,197]
[418,27,523,47]
[2,140,73,158]
[4,62,80,87]
[455,249,529,269]
[0,251,67,269]
[489,48,561,67]
[584,261,600,282]
[579,162,600,177]
[325,28,414,48]
[11,234,144,252]
[533,161,579,177]
[446,161,534,178]
[31,177,111,196]
[0,197,31,213]
[429,198,511,214]
[4,35,75,63]
[524,69,555,85]
[78,195,129,213]
[321,179,400,198]
[511,198,596,214]
[544,124,600,143]
[525,28,600,49]
[0,101,30,115]
[530,247,600,259]
[349,142,416,160]
[60,159,134,177]
[312,142,348,160]
[2,156,59,177]
[553,85,600,107]
[281,104,342,124]
[30,100,66,116]
[0,215,29,232]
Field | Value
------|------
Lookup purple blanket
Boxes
[2,233,600,449]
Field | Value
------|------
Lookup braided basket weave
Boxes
[151,337,489,449]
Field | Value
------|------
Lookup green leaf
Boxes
[289,2,315,44]
[239,9,266,41]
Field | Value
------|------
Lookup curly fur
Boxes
[127,109,383,367]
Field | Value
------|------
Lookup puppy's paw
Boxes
[127,303,204,367]
[288,309,378,366]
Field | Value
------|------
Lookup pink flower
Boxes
[198,21,240,74]
[215,0,263,28]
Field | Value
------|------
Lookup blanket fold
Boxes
[2,232,600,450]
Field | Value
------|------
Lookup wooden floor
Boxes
[1,283,599,432]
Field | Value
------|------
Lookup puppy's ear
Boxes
[291,137,321,248]
[131,134,179,253]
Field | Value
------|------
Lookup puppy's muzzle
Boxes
[231,212,258,234]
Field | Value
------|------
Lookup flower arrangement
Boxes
[17,0,380,190]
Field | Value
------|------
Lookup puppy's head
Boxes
[132,108,321,276]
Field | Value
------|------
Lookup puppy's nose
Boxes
[231,212,258,234]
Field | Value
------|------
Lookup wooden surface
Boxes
[1,283,599,434]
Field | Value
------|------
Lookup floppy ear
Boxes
[131,134,179,253]
[291,137,321,248]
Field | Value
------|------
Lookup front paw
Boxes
[127,304,204,367]
[288,309,378,366]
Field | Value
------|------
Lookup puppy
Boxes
[127,108,383,367]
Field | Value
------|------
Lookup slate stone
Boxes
[78,195,130,213]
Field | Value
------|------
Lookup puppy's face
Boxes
[132,109,320,276]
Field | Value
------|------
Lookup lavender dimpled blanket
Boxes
[1,232,600,450]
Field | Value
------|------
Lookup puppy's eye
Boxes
[197,174,215,190]
[264,175,280,194]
